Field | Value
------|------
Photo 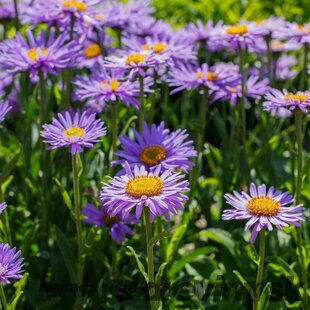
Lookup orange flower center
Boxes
[126,53,145,65]
[102,79,120,91]
[63,1,87,11]
[139,145,166,166]
[207,72,218,81]
[271,41,284,50]
[125,176,163,198]
[226,25,248,35]
[83,44,101,58]
[143,42,167,53]
[64,126,85,140]
[27,48,47,61]
[226,85,241,93]
[247,197,280,216]
[284,93,308,102]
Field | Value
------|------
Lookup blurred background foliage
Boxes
[153,0,309,25]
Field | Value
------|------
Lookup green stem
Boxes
[294,111,308,309]
[72,153,83,298]
[157,217,168,262]
[143,208,157,310]
[238,46,249,183]
[138,76,145,132]
[299,43,308,90]
[0,285,8,310]
[253,229,266,310]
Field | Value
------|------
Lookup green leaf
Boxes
[233,270,255,300]
[0,148,20,181]
[53,178,73,217]
[120,116,138,136]
[268,257,299,285]
[1,175,14,195]
[258,282,271,310]
[8,273,29,310]
[168,247,217,278]
[126,246,148,283]
[150,231,171,246]
[155,262,168,287]
[77,153,83,177]
[200,228,236,257]
[247,244,259,265]
[54,225,78,283]
[167,224,187,262]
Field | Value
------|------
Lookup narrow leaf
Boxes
[126,246,148,283]
[233,270,255,299]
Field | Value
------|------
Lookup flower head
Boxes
[100,163,189,221]
[0,29,77,82]
[0,202,7,215]
[168,62,239,94]
[82,201,137,244]
[0,101,12,124]
[223,183,305,243]
[263,89,310,114]
[0,243,24,284]
[114,122,197,173]
[73,67,153,112]
[41,110,107,154]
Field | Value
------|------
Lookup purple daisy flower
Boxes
[104,50,166,79]
[114,122,197,173]
[223,183,305,243]
[212,75,269,106]
[168,62,239,94]
[276,22,310,44]
[211,21,268,51]
[0,0,14,20]
[0,101,12,124]
[41,110,107,154]
[222,183,305,243]
[0,243,24,284]
[0,28,78,82]
[124,34,196,66]
[275,55,297,81]
[82,202,137,244]
[22,0,103,29]
[73,67,154,112]
[0,202,7,215]
[100,162,189,221]
[263,89,310,114]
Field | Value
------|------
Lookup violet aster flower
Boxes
[275,55,297,81]
[104,50,166,79]
[211,21,268,51]
[124,34,196,66]
[212,75,269,106]
[41,110,107,154]
[0,243,24,284]
[73,67,153,112]
[82,202,137,244]
[168,62,239,95]
[100,162,189,221]
[263,89,310,114]
[0,28,77,82]
[114,122,197,173]
[0,0,14,20]
[0,101,12,124]
[0,202,7,215]
[22,0,103,28]
[105,0,154,30]
[276,22,310,44]
[223,183,305,243]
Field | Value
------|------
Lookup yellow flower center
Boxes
[284,93,308,102]
[27,48,47,61]
[247,197,280,216]
[271,41,284,50]
[139,145,167,166]
[83,44,101,58]
[226,25,248,35]
[207,72,218,81]
[196,72,203,79]
[64,126,85,140]
[126,53,145,65]
[125,176,163,198]
[153,43,167,53]
[63,1,87,11]
[101,79,120,91]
